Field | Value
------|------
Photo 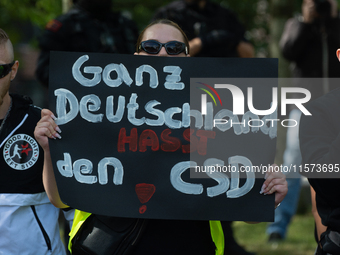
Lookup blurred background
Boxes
[1,0,337,254]
[0,0,308,85]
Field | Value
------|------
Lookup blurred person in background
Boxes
[35,0,138,89]
[267,0,340,245]
[152,0,254,58]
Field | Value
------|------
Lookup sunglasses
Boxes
[0,61,15,79]
[139,40,188,55]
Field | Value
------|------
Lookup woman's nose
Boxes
[158,46,168,56]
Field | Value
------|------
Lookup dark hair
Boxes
[136,19,190,54]
[0,28,9,45]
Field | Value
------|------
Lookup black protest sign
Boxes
[49,51,278,221]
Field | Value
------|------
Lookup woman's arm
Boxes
[35,109,68,208]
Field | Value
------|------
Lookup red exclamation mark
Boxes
[135,183,156,214]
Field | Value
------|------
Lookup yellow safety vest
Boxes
[68,210,224,255]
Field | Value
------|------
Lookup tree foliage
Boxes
[0,0,62,28]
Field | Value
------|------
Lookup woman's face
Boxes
[135,24,189,57]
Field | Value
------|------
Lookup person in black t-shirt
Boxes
[299,47,340,255]
[0,27,73,255]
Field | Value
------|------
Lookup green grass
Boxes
[233,213,316,255]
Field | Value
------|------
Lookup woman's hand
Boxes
[260,164,288,208]
[34,109,62,152]
[34,109,67,208]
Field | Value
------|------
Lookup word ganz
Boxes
[57,153,255,199]
[72,55,185,90]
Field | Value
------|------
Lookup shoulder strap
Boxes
[209,220,224,255]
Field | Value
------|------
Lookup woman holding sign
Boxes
[34,19,287,255]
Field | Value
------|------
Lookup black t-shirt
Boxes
[0,94,44,194]
[300,88,340,231]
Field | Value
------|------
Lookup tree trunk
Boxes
[62,0,73,13]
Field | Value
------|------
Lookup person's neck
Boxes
[0,94,11,120]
